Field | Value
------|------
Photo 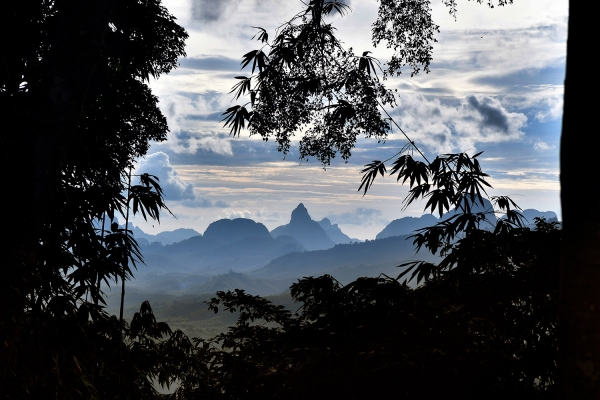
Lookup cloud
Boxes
[179,56,240,72]
[137,152,229,207]
[158,93,234,155]
[466,96,510,132]
[534,95,563,122]
[390,94,527,153]
[533,141,556,151]
[191,0,242,23]
[218,207,281,222]
[137,152,195,201]
[326,208,387,226]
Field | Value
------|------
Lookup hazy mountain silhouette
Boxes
[504,209,558,228]
[317,218,361,244]
[203,218,271,242]
[139,227,200,245]
[105,221,201,245]
[140,218,305,275]
[190,270,285,297]
[251,234,439,284]
[441,198,497,229]
[377,198,505,239]
[270,203,335,250]
[125,204,559,299]
[376,214,439,240]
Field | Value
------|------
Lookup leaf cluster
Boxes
[360,149,526,255]
[222,0,396,165]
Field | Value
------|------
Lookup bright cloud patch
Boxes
[534,141,556,151]
[534,95,564,122]
[390,94,527,153]
[158,93,233,155]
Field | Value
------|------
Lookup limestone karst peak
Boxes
[290,203,311,223]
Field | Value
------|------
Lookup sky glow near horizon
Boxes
[132,0,568,240]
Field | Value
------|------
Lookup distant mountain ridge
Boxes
[127,223,200,245]
[113,203,560,302]
[376,202,559,240]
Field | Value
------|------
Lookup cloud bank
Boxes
[158,93,234,155]
[326,208,387,226]
[137,152,228,207]
[390,94,527,153]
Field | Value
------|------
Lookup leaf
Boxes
[358,160,387,195]
[322,0,351,16]
[221,105,251,137]
[390,154,429,188]
[357,51,381,79]
[251,26,269,43]
[241,49,269,73]
[424,189,451,217]
[229,76,251,100]
[329,100,355,125]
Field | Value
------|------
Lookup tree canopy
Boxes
[222,0,513,165]
[1,0,188,397]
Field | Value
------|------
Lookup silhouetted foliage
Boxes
[0,0,188,397]
[223,0,513,165]
[172,218,558,399]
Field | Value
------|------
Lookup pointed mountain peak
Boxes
[291,203,311,223]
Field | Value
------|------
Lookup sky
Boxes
[132,0,568,240]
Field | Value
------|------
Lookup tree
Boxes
[557,2,600,398]
[0,0,189,397]
[222,0,513,165]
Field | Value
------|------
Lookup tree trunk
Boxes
[558,1,600,397]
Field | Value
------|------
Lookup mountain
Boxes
[441,198,497,230]
[203,218,271,242]
[124,222,200,245]
[139,218,305,275]
[190,270,286,297]
[376,214,438,240]
[317,218,361,244]
[251,234,440,285]
[270,204,336,250]
[503,209,558,228]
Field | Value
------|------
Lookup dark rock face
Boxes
[271,203,336,251]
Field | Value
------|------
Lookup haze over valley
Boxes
[105,202,559,320]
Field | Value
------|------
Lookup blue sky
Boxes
[132,0,567,240]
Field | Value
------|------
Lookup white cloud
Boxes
[137,152,195,200]
[534,141,556,151]
[534,95,564,122]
